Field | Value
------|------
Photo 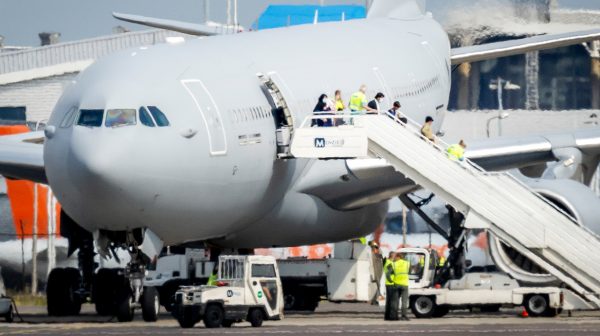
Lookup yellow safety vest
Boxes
[207,273,217,286]
[393,259,410,286]
[349,91,366,112]
[359,237,367,245]
[447,144,465,161]
[438,256,446,267]
[384,259,395,286]
[335,99,345,111]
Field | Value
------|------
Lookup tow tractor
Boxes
[387,248,571,318]
[172,255,283,328]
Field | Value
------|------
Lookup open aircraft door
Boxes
[258,72,297,157]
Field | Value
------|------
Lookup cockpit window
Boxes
[77,109,104,127]
[105,109,137,128]
[139,107,155,127]
[60,107,78,128]
[147,106,170,127]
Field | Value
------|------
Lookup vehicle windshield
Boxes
[147,106,170,127]
[139,107,155,127]
[404,252,428,281]
[77,109,104,127]
[105,109,137,128]
[60,107,78,128]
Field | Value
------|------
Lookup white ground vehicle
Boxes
[278,241,380,311]
[172,255,283,328]
[145,248,215,312]
[0,268,14,322]
[147,241,380,313]
[385,248,591,318]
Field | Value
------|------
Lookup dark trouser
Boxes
[398,285,409,317]
[384,285,399,320]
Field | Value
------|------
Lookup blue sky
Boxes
[0,0,599,46]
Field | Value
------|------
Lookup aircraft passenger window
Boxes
[105,109,137,128]
[139,107,156,127]
[147,106,170,127]
[60,107,77,128]
[77,109,104,127]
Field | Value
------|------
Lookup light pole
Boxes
[486,112,510,138]
[489,77,520,136]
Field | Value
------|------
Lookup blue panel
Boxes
[253,5,367,30]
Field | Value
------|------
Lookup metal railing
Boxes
[0,30,188,75]
[218,256,246,286]
[300,109,583,227]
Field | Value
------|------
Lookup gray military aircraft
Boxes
[0,0,599,322]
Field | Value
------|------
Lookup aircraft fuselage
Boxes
[44,15,450,247]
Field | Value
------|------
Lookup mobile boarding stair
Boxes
[291,113,600,310]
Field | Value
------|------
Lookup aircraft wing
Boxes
[0,132,46,184]
[451,28,600,65]
[112,12,239,36]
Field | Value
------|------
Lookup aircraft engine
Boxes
[488,178,600,285]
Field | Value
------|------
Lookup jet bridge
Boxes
[291,113,600,309]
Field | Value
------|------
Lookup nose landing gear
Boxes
[48,211,160,322]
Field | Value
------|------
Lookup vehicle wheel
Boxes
[47,267,82,316]
[525,294,549,317]
[203,304,224,328]
[411,296,436,318]
[284,292,297,311]
[47,268,65,316]
[93,268,121,316]
[481,305,501,313]
[142,286,160,322]
[63,268,83,315]
[247,308,264,328]
[116,290,135,322]
[222,319,234,328]
[432,305,449,318]
[177,306,198,329]
[5,305,14,323]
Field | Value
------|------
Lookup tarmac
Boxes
[1,302,600,336]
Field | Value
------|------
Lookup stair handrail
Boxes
[374,110,587,228]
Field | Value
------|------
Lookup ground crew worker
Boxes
[349,85,377,114]
[207,267,218,286]
[384,252,398,321]
[447,140,467,161]
[421,116,435,142]
[438,255,447,267]
[394,252,411,321]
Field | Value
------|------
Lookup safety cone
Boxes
[520,309,529,318]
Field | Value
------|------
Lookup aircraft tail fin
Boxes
[367,0,425,19]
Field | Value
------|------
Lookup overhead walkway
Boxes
[291,113,600,308]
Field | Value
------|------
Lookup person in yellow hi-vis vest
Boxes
[349,85,377,115]
[383,252,397,321]
[207,267,218,286]
[438,256,447,267]
[394,252,411,321]
[447,140,467,161]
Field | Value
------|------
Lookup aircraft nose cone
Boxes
[68,129,129,193]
